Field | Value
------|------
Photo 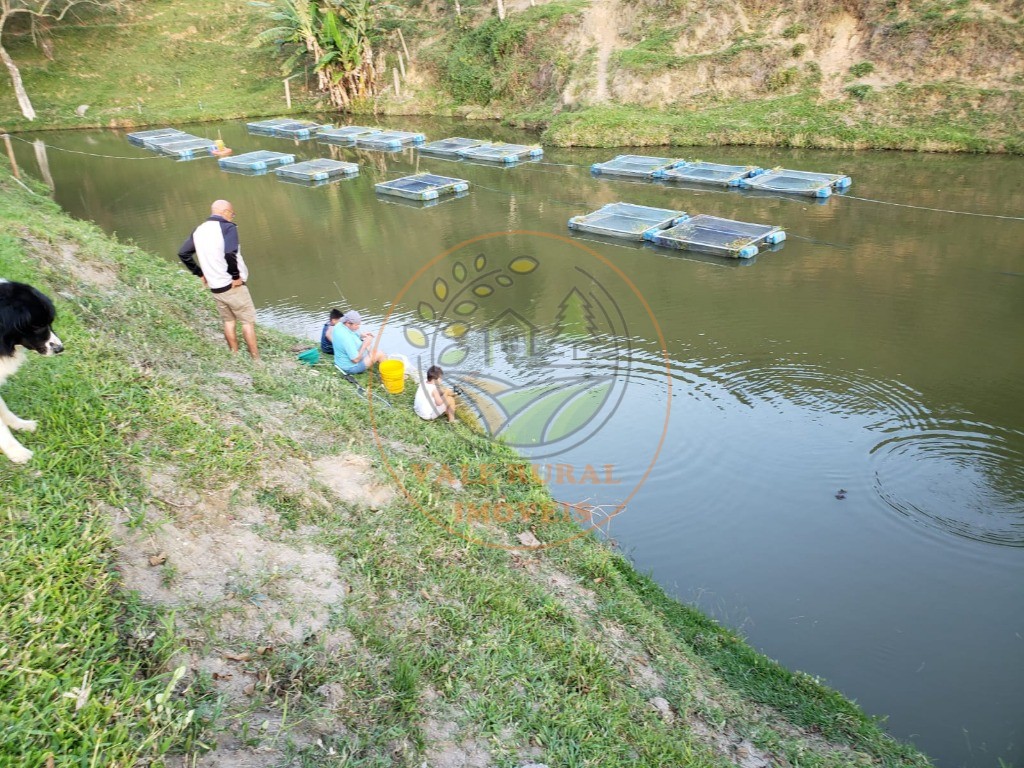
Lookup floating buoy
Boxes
[211,138,232,157]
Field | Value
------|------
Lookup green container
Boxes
[297,348,320,365]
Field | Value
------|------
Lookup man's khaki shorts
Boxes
[212,284,257,324]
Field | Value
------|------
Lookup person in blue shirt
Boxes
[321,308,342,355]
[334,310,388,374]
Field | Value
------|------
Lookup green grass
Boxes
[541,86,1024,153]
[432,0,586,106]
[0,0,319,132]
[612,34,766,75]
[0,162,932,765]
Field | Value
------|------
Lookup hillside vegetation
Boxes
[0,0,1021,151]
[403,0,1024,151]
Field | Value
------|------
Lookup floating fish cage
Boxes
[654,161,763,187]
[218,150,295,172]
[375,173,470,201]
[739,168,851,198]
[247,118,297,135]
[155,137,218,159]
[272,120,331,139]
[318,126,381,144]
[418,137,487,157]
[142,132,205,150]
[457,142,544,164]
[274,158,359,182]
[127,127,186,147]
[355,130,427,150]
[568,202,688,241]
[645,214,785,259]
[376,190,470,209]
[591,155,682,178]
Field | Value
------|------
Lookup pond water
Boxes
[11,117,1024,767]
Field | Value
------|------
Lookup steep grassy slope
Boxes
[0,164,933,765]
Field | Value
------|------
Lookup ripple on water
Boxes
[703,360,932,421]
[870,421,1024,547]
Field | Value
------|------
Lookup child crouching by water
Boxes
[414,365,457,424]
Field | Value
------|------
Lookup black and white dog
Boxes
[0,280,64,464]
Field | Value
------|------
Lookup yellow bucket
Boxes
[378,358,405,394]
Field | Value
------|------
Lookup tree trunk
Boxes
[496,0,505,20]
[0,43,36,120]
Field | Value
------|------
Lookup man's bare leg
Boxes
[223,319,239,353]
[241,322,260,360]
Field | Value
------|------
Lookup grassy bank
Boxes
[539,88,1024,153]
[0,162,935,766]
[0,0,320,131]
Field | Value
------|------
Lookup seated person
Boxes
[414,365,457,423]
[333,310,387,374]
[321,308,342,355]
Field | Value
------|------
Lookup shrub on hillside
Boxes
[849,61,875,77]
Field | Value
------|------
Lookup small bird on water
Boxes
[835,489,847,500]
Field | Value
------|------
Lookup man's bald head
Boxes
[211,199,235,219]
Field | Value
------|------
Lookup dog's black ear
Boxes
[0,282,56,356]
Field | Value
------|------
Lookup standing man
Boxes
[178,199,260,360]
[333,310,387,374]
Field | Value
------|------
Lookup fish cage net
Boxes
[375,173,470,201]
[272,121,331,138]
[246,118,297,135]
[655,161,762,186]
[356,130,427,150]
[155,138,217,158]
[645,214,786,258]
[458,143,544,164]
[142,132,205,150]
[218,150,295,171]
[418,137,487,156]
[591,155,681,177]
[127,128,186,146]
[568,202,687,240]
[740,168,852,198]
[318,126,381,143]
[376,190,470,209]
[274,159,359,181]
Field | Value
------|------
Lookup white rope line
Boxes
[841,194,1024,222]
[10,134,172,160]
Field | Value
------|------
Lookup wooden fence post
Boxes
[3,134,20,179]
[397,28,411,63]
[284,77,292,109]
[393,67,401,97]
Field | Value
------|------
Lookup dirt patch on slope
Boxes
[313,452,395,509]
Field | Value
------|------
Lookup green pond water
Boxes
[11,117,1024,767]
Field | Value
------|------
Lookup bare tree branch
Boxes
[0,0,123,119]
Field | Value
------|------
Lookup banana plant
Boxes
[253,0,392,110]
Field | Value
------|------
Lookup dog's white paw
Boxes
[10,418,36,432]
[4,444,33,463]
